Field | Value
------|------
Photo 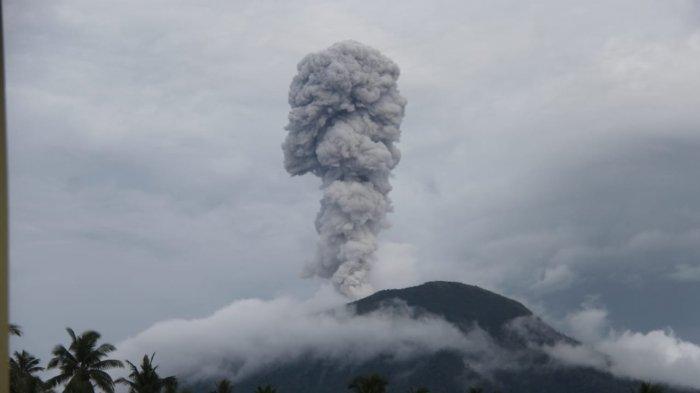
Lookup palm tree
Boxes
[638,382,665,393]
[46,328,124,393]
[211,380,233,393]
[116,354,177,393]
[9,323,22,336]
[254,386,276,393]
[10,350,51,393]
[348,374,388,393]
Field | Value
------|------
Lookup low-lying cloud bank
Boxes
[115,285,484,382]
[546,305,700,389]
[116,280,700,390]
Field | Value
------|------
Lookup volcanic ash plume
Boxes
[282,41,406,297]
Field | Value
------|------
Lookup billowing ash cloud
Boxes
[282,41,406,297]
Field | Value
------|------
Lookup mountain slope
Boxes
[350,281,573,346]
[352,281,531,337]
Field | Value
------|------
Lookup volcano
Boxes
[191,282,696,393]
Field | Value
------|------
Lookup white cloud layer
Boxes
[547,305,700,389]
[114,286,486,382]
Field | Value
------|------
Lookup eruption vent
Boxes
[282,41,406,297]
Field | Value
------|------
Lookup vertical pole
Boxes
[0,1,9,393]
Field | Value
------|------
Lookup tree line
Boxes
[8,324,667,393]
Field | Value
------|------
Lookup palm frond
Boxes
[95,343,117,354]
[89,369,115,393]
[66,328,77,343]
[82,331,102,344]
[9,323,22,336]
[48,345,78,371]
[93,359,123,370]
[46,373,72,388]
[115,378,136,388]
[123,360,139,375]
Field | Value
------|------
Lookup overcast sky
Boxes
[5,0,700,369]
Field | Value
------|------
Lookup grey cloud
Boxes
[669,264,700,282]
[6,0,700,379]
[397,131,700,341]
